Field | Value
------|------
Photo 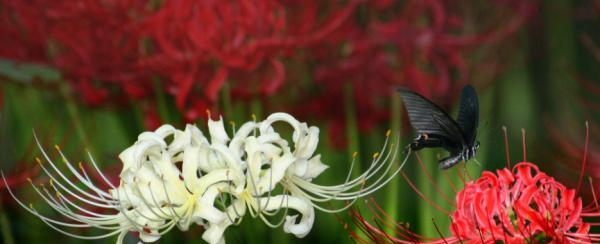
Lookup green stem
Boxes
[59,82,93,154]
[343,83,361,177]
[417,149,436,238]
[383,92,401,233]
[0,200,15,244]
[221,82,233,118]
[151,78,172,124]
[250,98,263,122]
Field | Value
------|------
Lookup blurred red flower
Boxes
[137,0,361,121]
[0,0,361,123]
[294,0,536,148]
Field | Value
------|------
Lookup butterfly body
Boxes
[399,85,479,169]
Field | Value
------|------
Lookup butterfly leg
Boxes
[404,134,443,153]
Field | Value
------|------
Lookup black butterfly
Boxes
[398,85,479,169]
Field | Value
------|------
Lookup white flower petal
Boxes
[259,195,315,238]
[208,116,230,145]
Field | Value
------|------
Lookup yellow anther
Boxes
[372,152,379,159]
[78,162,84,170]
[229,121,236,128]
[29,203,34,209]
[49,179,54,187]
[54,145,61,151]
[251,114,257,121]
[27,178,32,183]
[352,152,358,158]
[386,130,391,137]
[35,157,42,165]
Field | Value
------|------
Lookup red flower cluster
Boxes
[0,0,359,122]
[350,163,593,243]
[0,0,535,135]
[451,163,588,243]
[137,0,361,121]
[1,0,151,107]
[348,129,599,243]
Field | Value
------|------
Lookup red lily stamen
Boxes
[502,126,511,168]
[415,154,455,207]
[577,121,590,193]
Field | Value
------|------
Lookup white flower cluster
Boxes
[4,113,405,244]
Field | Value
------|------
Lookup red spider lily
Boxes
[136,0,361,121]
[0,0,151,107]
[0,0,361,124]
[294,0,536,148]
[348,128,600,243]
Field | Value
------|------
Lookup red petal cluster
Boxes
[0,0,150,107]
[0,0,360,122]
[136,0,361,121]
[349,162,594,244]
[451,162,589,243]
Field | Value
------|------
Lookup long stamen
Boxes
[502,126,511,168]
[521,128,527,162]
[576,121,589,194]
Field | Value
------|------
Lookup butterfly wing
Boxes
[456,85,479,145]
[398,87,465,151]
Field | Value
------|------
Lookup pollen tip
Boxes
[54,144,61,151]
[251,114,257,121]
[35,157,42,164]
[206,109,211,118]
[229,121,235,127]
[386,130,391,137]
[372,152,379,159]
[352,152,358,158]
[27,177,32,182]
[78,162,84,169]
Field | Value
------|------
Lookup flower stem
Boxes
[383,92,401,233]
[58,82,93,154]
[151,77,172,123]
[222,82,233,118]
[0,201,15,244]
[417,149,436,238]
[343,83,361,178]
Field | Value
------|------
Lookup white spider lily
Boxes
[3,112,407,244]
